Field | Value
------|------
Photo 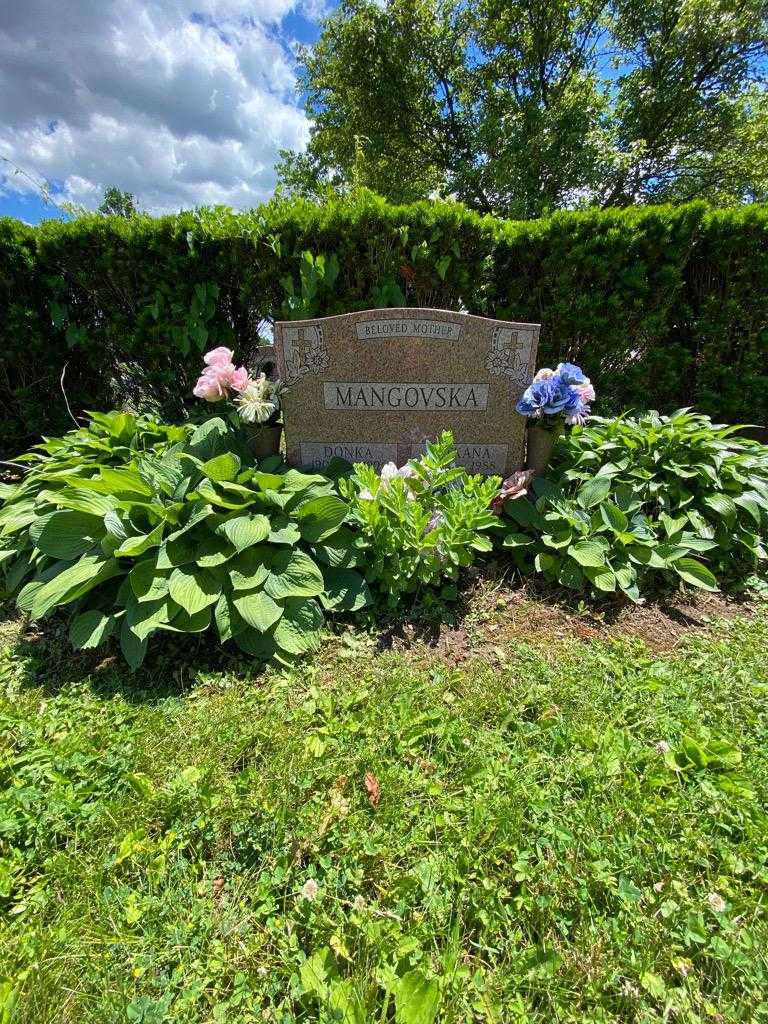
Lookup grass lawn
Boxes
[2,586,767,1023]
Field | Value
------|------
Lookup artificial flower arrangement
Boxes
[516,362,595,428]
[193,346,283,427]
[516,361,595,474]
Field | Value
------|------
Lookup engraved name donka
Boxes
[299,442,398,469]
[355,318,462,341]
[324,382,489,411]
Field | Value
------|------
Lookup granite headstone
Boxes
[273,308,540,477]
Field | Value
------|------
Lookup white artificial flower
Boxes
[236,373,278,424]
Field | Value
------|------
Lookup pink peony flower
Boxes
[193,368,227,402]
[193,349,251,402]
[203,346,235,368]
[230,366,250,393]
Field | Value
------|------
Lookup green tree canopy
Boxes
[279,0,768,217]
[97,186,139,218]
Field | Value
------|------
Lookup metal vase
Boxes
[248,424,282,460]
[525,423,563,476]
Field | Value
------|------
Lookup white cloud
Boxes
[0,0,315,213]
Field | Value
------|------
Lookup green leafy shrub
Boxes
[501,410,768,598]
[2,197,767,455]
[341,432,500,608]
[1,416,370,669]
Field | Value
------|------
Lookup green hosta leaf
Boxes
[202,452,241,482]
[673,557,718,591]
[679,532,719,552]
[156,534,198,569]
[250,471,286,492]
[69,610,115,650]
[281,469,328,492]
[216,514,270,552]
[264,549,324,600]
[192,534,234,567]
[569,540,607,568]
[40,486,117,516]
[319,566,371,611]
[114,523,164,558]
[17,579,46,613]
[229,547,272,590]
[165,505,214,542]
[196,479,260,510]
[558,558,584,589]
[158,604,212,633]
[168,565,222,615]
[104,510,129,541]
[541,529,572,549]
[235,627,278,660]
[297,496,349,543]
[702,493,737,525]
[615,564,637,591]
[129,559,170,603]
[120,618,148,670]
[687,509,716,539]
[504,498,541,528]
[629,545,666,568]
[534,551,560,576]
[5,551,34,593]
[311,527,367,567]
[273,597,324,654]
[656,543,691,564]
[502,531,534,548]
[577,477,612,509]
[213,593,248,642]
[583,565,617,592]
[660,512,688,538]
[734,494,763,527]
[186,416,229,461]
[126,597,175,641]
[30,554,122,619]
[94,467,153,498]
[268,515,301,545]
[31,510,105,560]
[233,589,284,632]
[599,502,628,533]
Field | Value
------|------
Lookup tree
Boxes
[98,186,139,218]
[279,0,768,217]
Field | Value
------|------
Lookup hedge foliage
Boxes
[2,194,767,456]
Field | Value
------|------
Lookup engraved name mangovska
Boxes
[324,383,489,411]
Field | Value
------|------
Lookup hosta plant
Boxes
[502,477,717,601]
[340,432,501,607]
[501,410,768,599]
[557,411,768,583]
[0,416,369,668]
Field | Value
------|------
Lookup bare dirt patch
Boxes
[366,573,763,670]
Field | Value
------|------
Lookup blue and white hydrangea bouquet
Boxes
[516,362,595,429]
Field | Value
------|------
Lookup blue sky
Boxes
[0,1,331,223]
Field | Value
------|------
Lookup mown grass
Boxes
[1,595,767,1024]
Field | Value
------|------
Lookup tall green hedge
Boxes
[1,193,766,456]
